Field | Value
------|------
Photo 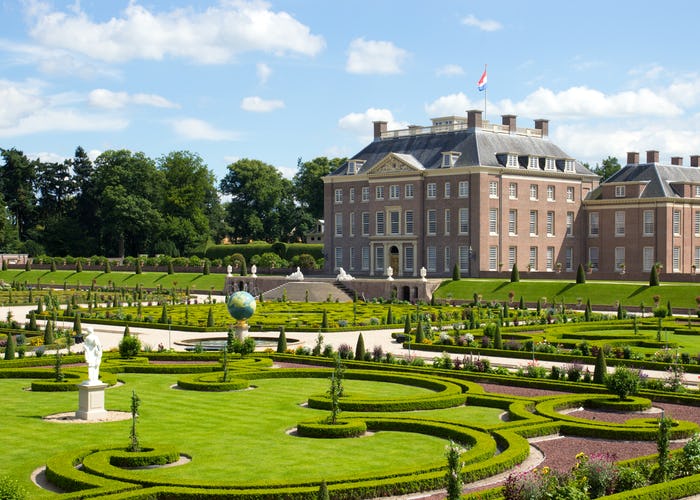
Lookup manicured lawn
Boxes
[0,373,505,496]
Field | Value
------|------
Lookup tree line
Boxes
[0,147,344,258]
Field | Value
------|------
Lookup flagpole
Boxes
[483,64,487,120]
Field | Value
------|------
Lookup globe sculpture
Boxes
[226,291,257,326]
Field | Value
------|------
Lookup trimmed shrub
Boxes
[277,327,287,353]
[576,263,586,284]
[355,333,366,360]
[593,348,607,384]
[650,264,660,286]
[510,263,520,283]
[119,335,141,358]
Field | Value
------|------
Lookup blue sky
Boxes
[1,0,699,182]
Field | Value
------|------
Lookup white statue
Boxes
[250,264,257,277]
[386,266,394,280]
[420,266,427,281]
[83,327,103,385]
[286,266,304,280]
[226,264,233,277]
[336,267,355,281]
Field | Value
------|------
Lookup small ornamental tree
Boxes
[317,480,330,500]
[452,263,460,281]
[321,310,329,329]
[415,317,425,343]
[24,260,31,271]
[355,333,366,360]
[655,416,673,482]
[50,260,56,272]
[605,365,640,400]
[104,260,111,273]
[159,303,169,324]
[510,263,520,283]
[119,335,141,358]
[73,312,82,335]
[276,327,287,353]
[576,263,586,284]
[54,351,64,382]
[128,390,141,452]
[4,333,15,360]
[167,261,174,275]
[0,259,6,271]
[584,298,592,322]
[667,300,673,318]
[328,355,345,424]
[76,260,83,273]
[445,440,464,500]
[386,306,394,324]
[404,315,411,336]
[44,320,54,345]
[203,259,210,275]
[123,325,130,338]
[493,324,503,350]
[135,259,142,274]
[28,311,37,331]
[594,347,607,384]
[207,307,215,327]
[649,264,660,286]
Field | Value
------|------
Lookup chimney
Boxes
[373,121,387,140]
[646,150,659,163]
[627,152,640,165]
[502,114,516,133]
[671,156,683,166]
[691,155,700,168]
[534,118,549,137]
[467,109,483,129]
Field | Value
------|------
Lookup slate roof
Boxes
[330,127,595,176]
[592,163,700,199]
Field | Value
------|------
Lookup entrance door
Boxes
[389,246,399,275]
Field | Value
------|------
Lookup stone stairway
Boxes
[259,281,353,303]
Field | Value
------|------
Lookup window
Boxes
[489,181,498,198]
[349,188,355,203]
[547,185,555,201]
[459,246,470,272]
[405,184,414,199]
[349,247,355,270]
[546,247,554,271]
[349,212,355,236]
[444,247,451,272]
[529,210,538,235]
[459,208,469,234]
[529,247,537,270]
[361,246,369,270]
[696,186,700,198]
[589,212,599,236]
[566,186,575,202]
[334,213,343,236]
[389,210,400,235]
[529,184,538,200]
[508,209,518,235]
[444,209,451,235]
[427,210,437,235]
[459,181,469,198]
[375,211,385,235]
[565,247,573,271]
[489,208,498,235]
[375,246,384,274]
[614,247,625,270]
[566,212,574,237]
[696,211,700,235]
[334,247,342,270]
[334,189,342,203]
[427,246,436,272]
[544,158,556,171]
[508,154,519,168]
[509,182,518,199]
[564,159,575,172]
[673,210,681,235]
[546,211,555,236]
[405,211,414,234]
[361,187,369,202]
[361,212,369,235]
[427,183,437,199]
[695,247,700,269]
[528,156,538,169]
[508,246,517,270]
[489,246,498,271]
[673,247,680,271]
[615,211,625,236]
[615,185,626,198]
[375,186,384,200]
[444,182,451,198]
[589,247,599,270]
[643,247,654,272]
[389,184,400,200]
[405,246,414,272]
[637,210,652,236]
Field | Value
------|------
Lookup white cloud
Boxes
[436,64,465,77]
[240,96,285,112]
[0,79,45,128]
[257,62,272,84]
[346,38,408,75]
[25,1,325,64]
[424,93,478,117]
[0,108,128,138]
[461,14,502,32]
[88,89,178,109]
[171,118,239,141]
[338,108,408,143]
[26,151,67,164]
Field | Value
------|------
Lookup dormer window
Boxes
[528,156,539,169]
[544,158,556,171]
[441,151,461,168]
[506,154,519,168]
[564,159,575,172]
[346,159,365,175]
[615,185,626,198]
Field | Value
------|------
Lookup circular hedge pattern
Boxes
[585,396,652,412]
[176,372,249,391]
[296,419,368,438]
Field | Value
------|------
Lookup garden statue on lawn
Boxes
[286,267,304,280]
[386,266,394,280]
[83,327,103,385]
[336,267,354,281]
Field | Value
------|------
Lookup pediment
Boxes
[368,153,425,175]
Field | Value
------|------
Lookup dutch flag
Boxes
[477,67,487,92]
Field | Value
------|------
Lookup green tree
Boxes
[293,157,345,219]
[317,480,330,500]
[159,303,169,324]
[207,307,215,327]
[0,148,37,241]
[44,320,54,345]
[576,263,586,284]
[321,310,329,329]
[277,327,287,353]
[649,264,660,286]
[510,263,520,283]
[593,348,607,384]
[4,333,15,360]
[404,315,411,336]
[585,298,592,322]
[355,333,366,360]
[119,335,141,358]
[655,416,673,482]
[128,390,141,452]
[445,440,464,500]
[494,324,503,350]
[73,312,82,335]
[452,263,460,281]
[54,351,64,382]
[605,365,640,400]
[593,155,622,181]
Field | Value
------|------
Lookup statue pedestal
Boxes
[234,323,249,341]
[76,382,108,421]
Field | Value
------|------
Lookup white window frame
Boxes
[643,210,654,236]
[529,184,538,200]
[427,183,437,199]
[508,209,518,235]
[444,247,451,272]
[643,247,654,272]
[614,247,625,270]
[508,246,516,270]
[589,212,599,236]
[389,210,400,235]
[489,208,498,235]
[529,210,538,236]
[509,182,518,199]
[405,211,414,235]
[615,211,625,236]
[405,184,414,199]
[565,247,573,271]
[375,246,385,274]
[673,210,681,235]
[349,247,355,271]
[589,247,599,270]
[349,212,355,236]
[375,186,384,200]
[546,211,555,236]
[349,187,355,203]
[566,186,575,202]
[444,209,450,235]
[528,156,538,169]
[427,209,437,235]
[458,246,470,272]
[529,247,537,271]
[673,246,681,272]
[334,213,343,236]
[427,246,437,272]
[488,246,498,271]
[375,211,385,235]
[566,212,574,237]
[546,246,554,271]
[615,185,626,198]
[361,246,370,270]
[544,158,556,171]
[459,208,469,234]
[334,247,343,270]
[404,246,414,272]
[389,184,400,200]
[458,181,469,198]
[361,212,369,236]
[444,181,451,198]
[361,187,369,202]
[489,181,499,198]
[334,188,343,204]
[547,185,555,201]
